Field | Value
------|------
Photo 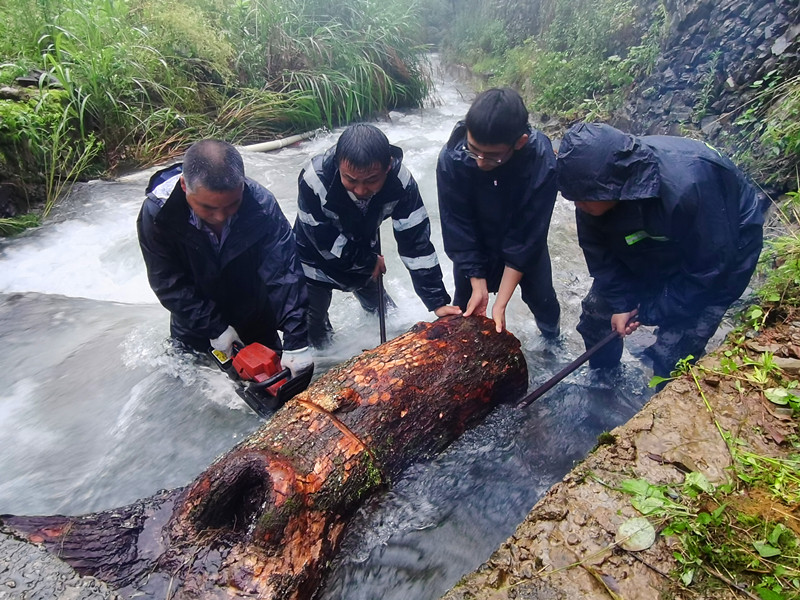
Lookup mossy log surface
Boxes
[1,315,527,599]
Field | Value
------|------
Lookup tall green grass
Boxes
[0,0,431,232]
[732,74,800,186]
[436,0,664,118]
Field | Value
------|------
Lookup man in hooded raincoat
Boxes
[137,139,313,377]
[557,122,764,377]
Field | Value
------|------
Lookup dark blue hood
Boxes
[557,122,660,202]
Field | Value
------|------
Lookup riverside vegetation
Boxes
[431,0,800,190]
[0,0,431,233]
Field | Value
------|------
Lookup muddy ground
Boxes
[441,320,800,600]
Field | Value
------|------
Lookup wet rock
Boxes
[773,356,800,373]
[772,23,800,55]
[670,379,693,394]
[615,0,800,189]
[0,532,120,600]
[0,87,23,100]
[530,505,568,522]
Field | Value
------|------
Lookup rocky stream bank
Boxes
[442,316,800,600]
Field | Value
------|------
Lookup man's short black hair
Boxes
[334,124,392,170]
[465,88,530,145]
[183,139,245,192]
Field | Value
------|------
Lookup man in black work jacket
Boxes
[437,87,561,336]
[137,139,313,376]
[557,122,764,377]
[294,123,460,348]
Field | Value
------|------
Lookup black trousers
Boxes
[306,279,395,348]
[576,282,728,378]
[453,250,560,336]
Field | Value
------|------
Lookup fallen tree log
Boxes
[1,316,527,599]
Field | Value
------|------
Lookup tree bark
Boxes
[2,316,527,599]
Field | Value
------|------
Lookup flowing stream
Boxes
[0,60,671,598]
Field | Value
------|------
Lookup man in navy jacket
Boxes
[437,87,561,336]
[137,139,313,376]
[294,123,460,348]
[557,122,764,377]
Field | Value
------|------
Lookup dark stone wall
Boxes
[620,0,799,185]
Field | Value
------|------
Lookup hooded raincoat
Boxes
[557,123,764,328]
[137,164,308,352]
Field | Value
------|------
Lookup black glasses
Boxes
[462,142,514,165]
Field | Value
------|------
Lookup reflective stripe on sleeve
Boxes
[393,206,428,231]
[331,233,348,258]
[400,252,439,270]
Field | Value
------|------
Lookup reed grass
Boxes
[0,0,431,232]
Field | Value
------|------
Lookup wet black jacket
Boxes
[557,123,764,326]
[137,164,308,352]
[436,121,557,288]
[293,145,451,311]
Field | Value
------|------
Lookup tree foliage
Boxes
[431,0,663,117]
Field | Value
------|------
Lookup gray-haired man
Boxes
[137,139,313,376]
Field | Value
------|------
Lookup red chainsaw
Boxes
[210,343,313,418]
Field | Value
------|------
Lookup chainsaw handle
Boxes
[248,367,292,391]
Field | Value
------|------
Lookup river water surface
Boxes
[0,61,662,599]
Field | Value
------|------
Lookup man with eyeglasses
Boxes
[436,87,560,337]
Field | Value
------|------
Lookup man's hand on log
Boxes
[434,304,462,318]
[464,277,489,318]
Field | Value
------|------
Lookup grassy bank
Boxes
[624,213,800,598]
[0,0,431,233]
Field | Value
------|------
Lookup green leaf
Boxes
[684,472,714,494]
[755,586,785,600]
[619,479,651,496]
[648,375,672,388]
[764,387,791,405]
[632,496,667,515]
[616,517,656,551]
[680,568,694,586]
[753,541,782,558]
[768,524,786,546]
